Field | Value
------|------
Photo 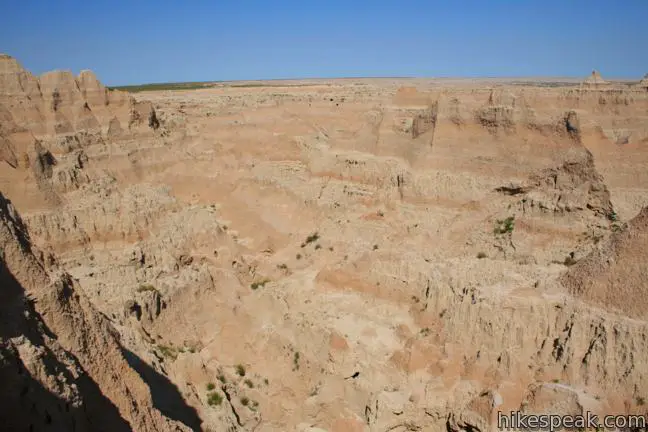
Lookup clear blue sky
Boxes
[1,0,647,86]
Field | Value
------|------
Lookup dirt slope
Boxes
[562,206,648,319]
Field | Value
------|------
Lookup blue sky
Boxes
[1,0,647,85]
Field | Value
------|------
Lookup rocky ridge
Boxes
[0,191,190,431]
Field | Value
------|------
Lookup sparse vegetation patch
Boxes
[293,352,301,370]
[207,391,223,406]
[494,216,515,235]
[250,278,271,290]
[235,364,246,377]
[110,81,214,93]
[157,344,178,360]
[301,232,320,247]
[137,284,158,293]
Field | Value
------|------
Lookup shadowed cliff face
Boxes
[1,54,648,431]
[0,192,127,431]
[0,192,191,431]
[122,347,202,431]
[0,256,131,432]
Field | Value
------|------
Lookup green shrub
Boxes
[302,232,320,247]
[250,278,271,290]
[373,244,379,250]
[477,252,487,259]
[494,216,515,234]
[240,396,250,406]
[137,284,158,293]
[235,364,246,376]
[157,344,177,360]
[296,253,302,260]
[207,391,223,406]
[277,263,288,270]
[206,382,215,391]
[244,379,254,388]
[293,352,300,370]
[637,396,645,406]
[217,374,226,383]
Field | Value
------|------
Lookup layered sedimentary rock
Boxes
[0,192,189,431]
[562,206,648,319]
[0,54,156,156]
[1,55,648,431]
[581,70,609,89]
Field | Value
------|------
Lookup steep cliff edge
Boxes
[0,192,190,431]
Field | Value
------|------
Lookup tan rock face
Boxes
[562,206,648,319]
[0,192,190,431]
[1,55,648,431]
[0,54,155,144]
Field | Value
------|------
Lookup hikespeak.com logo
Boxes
[497,410,647,431]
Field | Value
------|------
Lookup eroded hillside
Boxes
[1,54,647,431]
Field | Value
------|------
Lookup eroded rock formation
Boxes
[0,192,190,431]
[1,54,648,431]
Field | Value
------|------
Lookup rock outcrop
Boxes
[581,70,609,89]
[0,54,156,147]
[500,148,615,217]
[561,206,648,319]
[638,73,648,91]
[0,192,189,431]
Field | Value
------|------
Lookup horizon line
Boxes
[109,74,642,88]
